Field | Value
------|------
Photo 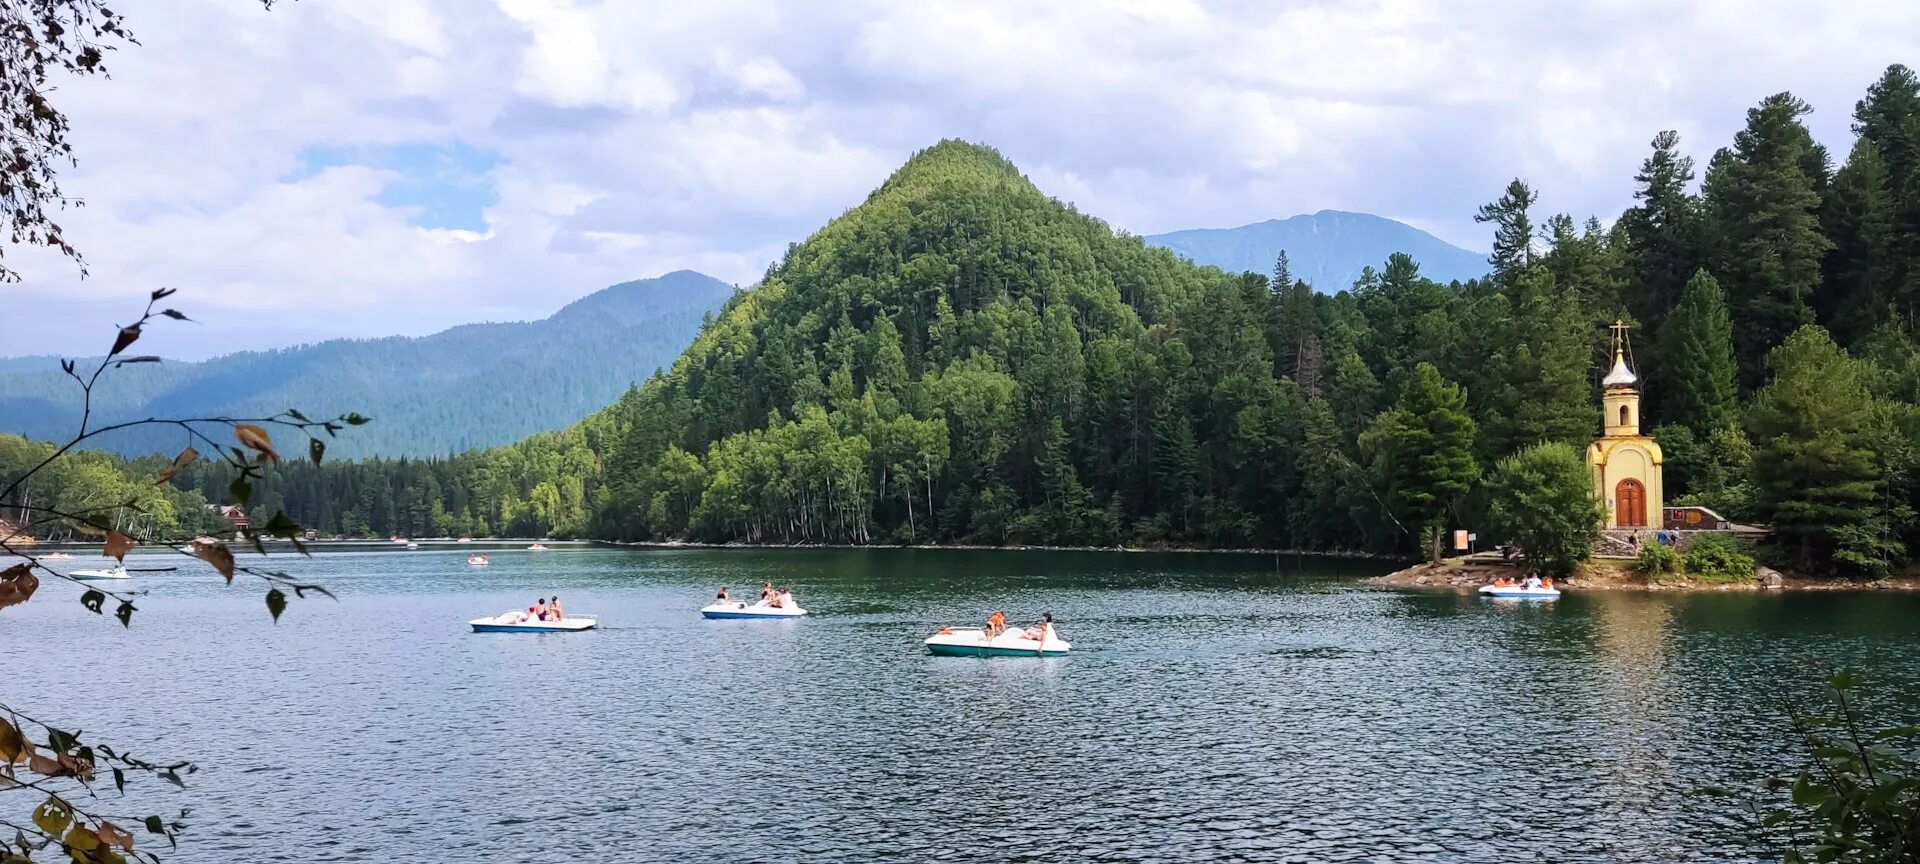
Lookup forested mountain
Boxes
[28,65,1920,579]
[0,271,734,458]
[1145,211,1489,288]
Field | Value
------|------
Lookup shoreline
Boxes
[1370,559,1920,593]
[592,538,1395,559]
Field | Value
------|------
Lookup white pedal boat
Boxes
[701,601,806,619]
[925,625,1070,657]
[1478,584,1561,599]
[68,566,130,581]
[469,611,597,633]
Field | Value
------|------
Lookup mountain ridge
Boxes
[0,270,736,458]
[1145,209,1488,288]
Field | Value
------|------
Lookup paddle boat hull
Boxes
[68,568,130,581]
[924,626,1070,657]
[701,602,806,619]
[469,612,596,633]
[1478,585,1561,599]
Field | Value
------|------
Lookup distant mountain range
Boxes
[0,270,735,458]
[1144,210,1489,288]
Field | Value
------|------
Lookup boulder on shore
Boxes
[1757,567,1784,589]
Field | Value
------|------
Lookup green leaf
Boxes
[228,476,252,508]
[113,767,125,793]
[286,408,308,423]
[1791,775,1833,807]
[114,600,135,628]
[343,412,370,426]
[266,589,287,623]
[80,589,106,614]
[308,437,325,465]
[1872,725,1920,740]
[144,816,164,835]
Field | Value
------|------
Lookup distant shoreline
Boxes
[595,538,1395,560]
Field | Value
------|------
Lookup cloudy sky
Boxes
[2,0,1915,360]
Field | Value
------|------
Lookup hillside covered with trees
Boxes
[17,66,1920,578]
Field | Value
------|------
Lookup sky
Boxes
[1,0,1916,360]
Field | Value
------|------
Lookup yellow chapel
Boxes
[1586,321,1663,529]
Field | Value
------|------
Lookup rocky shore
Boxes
[1370,557,1920,592]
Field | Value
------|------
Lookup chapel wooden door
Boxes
[1616,478,1646,528]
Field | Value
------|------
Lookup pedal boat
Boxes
[469,611,597,633]
[924,625,1070,657]
[1478,584,1561,599]
[701,601,807,619]
[68,566,131,581]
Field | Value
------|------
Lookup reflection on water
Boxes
[3,547,1916,862]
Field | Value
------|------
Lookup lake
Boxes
[4,545,1917,862]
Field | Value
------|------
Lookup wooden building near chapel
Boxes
[1586,322,1663,529]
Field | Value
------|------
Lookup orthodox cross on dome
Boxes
[1602,319,1638,388]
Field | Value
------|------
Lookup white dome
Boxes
[1602,351,1637,388]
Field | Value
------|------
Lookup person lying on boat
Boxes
[985,611,1007,637]
[1021,612,1055,641]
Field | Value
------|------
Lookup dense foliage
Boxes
[1484,442,1603,576]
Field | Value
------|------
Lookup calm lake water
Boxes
[4,546,1918,863]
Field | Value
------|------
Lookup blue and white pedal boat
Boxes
[469,611,597,633]
[701,602,806,620]
[924,625,1070,657]
[1477,584,1561,599]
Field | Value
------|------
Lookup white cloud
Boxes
[4,0,1919,359]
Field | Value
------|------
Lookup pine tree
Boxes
[1620,130,1701,331]
[1660,270,1739,434]
[1818,138,1898,342]
[1702,93,1834,388]
[1748,326,1896,574]
[1478,268,1593,459]
[1152,409,1198,534]
[1475,179,1538,287]
[1361,362,1478,561]
[1542,213,1625,316]
[1271,251,1294,298]
[1853,64,1920,334]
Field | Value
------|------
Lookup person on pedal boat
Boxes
[716,586,732,605]
[550,595,565,620]
[986,610,1007,637]
[1022,612,1054,641]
